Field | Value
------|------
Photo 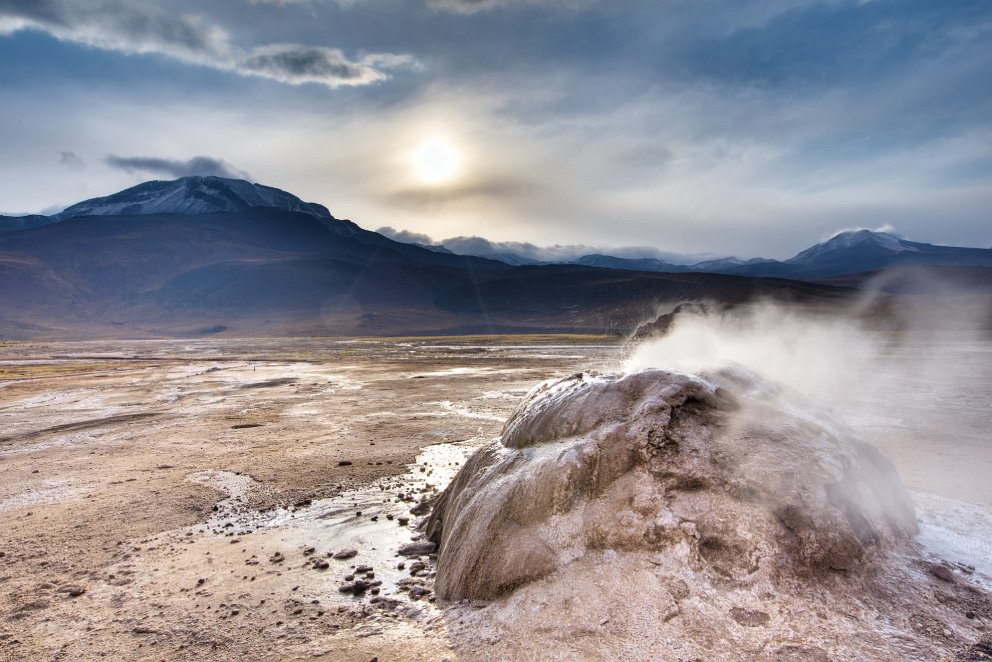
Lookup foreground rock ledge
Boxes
[426,368,918,602]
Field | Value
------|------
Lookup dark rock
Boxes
[313,560,330,570]
[356,565,373,573]
[397,517,410,526]
[398,541,436,557]
[338,460,353,466]
[333,549,358,560]
[408,586,430,601]
[409,561,427,575]
[410,500,433,516]
[338,579,381,595]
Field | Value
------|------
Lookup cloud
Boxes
[822,224,902,241]
[240,44,415,86]
[386,176,540,207]
[375,228,716,265]
[0,0,416,88]
[105,154,251,179]
[376,226,437,246]
[59,151,85,170]
[426,0,593,14]
[438,236,717,264]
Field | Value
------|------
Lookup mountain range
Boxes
[446,229,992,279]
[1,176,988,338]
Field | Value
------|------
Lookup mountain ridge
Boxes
[4,178,988,280]
[1,177,988,339]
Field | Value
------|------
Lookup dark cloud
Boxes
[59,150,84,170]
[105,155,251,179]
[0,0,416,88]
[241,44,413,86]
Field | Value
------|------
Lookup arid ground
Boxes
[1,336,990,661]
[0,337,620,661]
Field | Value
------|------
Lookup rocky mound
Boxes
[426,368,918,601]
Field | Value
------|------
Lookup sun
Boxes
[413,138,459,184]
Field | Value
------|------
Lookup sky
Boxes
[0,0,989,259]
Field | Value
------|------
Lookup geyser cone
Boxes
[426,368,917,602]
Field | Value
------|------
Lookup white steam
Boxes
[623,273,992,509]
[625,301,881,405]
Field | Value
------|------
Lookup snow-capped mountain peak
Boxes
[53,176,334,222]
[786,229,920,265]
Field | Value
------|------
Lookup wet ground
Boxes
[0,335,990,660]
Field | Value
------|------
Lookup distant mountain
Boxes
[0,177,855,338]
[0,176,340,234]
[554,231,992,280]
[724,230,992,279]
[0,214,54,233]
[572,254,689,272]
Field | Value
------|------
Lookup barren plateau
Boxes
[0,336,990,661]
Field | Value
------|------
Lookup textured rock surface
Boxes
[427,368,918,601]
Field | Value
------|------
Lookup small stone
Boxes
[929,564,955,583]
[397,517,410,527]
[303,546,316,556]
[409,561,427,575]
[397,562,406,571]
[338,460,353,466]
[333,549,358,560]
[730,607,770,627]
[313,560,330,570]
[61,585,86,597]
[355,565,373,573]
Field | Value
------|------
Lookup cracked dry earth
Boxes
[0,337,616,661]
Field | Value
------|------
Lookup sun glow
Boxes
[413,138,459,184]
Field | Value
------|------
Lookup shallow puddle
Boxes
[186,440,480,597]
[914,490,992,590]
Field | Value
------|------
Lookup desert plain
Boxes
[1,334,990,661]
